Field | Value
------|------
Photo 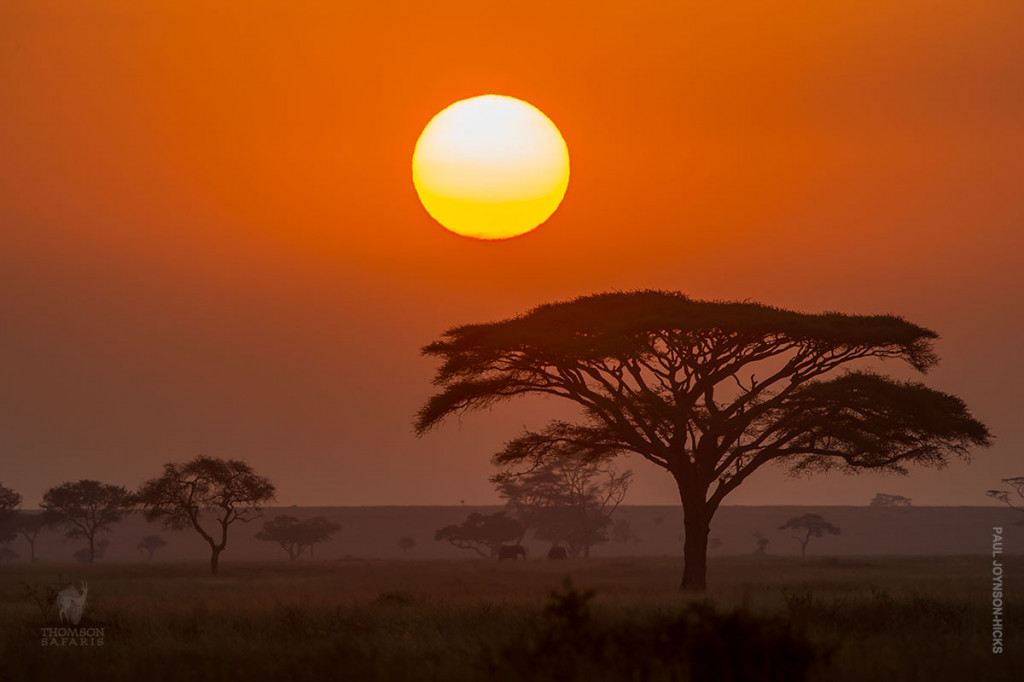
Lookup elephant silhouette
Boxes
[547,546,568,560]
[497,545,527,561]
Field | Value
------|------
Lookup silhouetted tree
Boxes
[753,531,770,556]
[610,519,639,545]
[137,535,168,561]
[986,477,1024,521]
[870,493,912,507]
[255,515,340,560]
[493,450,632,557]
[42,480,129,564]
[779,513,841,556]
[74,539,109,563]
[0,483,21,544]
[435,511,523,558]
[416,291,991,590]
[133,455,275,574]
[12,511,58,562]
[398,536,417,553]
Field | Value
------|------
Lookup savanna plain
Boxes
[2,555,1018,681]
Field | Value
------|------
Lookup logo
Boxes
[38,581,104,647]
[57,581,88,625]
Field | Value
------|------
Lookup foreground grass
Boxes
[0,556,1017,681]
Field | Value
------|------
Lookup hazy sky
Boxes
[2,1,1022,507]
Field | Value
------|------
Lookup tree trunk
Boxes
[210,547,223,574]
[677,477,711,591]
[88,534,96,564]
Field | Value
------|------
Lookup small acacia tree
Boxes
[134,455,275,574]
[254,515,340,560]
[493,449,632,557]
[137,535,168,561]
[435,511,523,558]
[870,493,912,507]
[13,511,57,562]
[416,291,991,590]
[0,483,22,544]
[779,513,840,556]
[42,480,129,564]
[398,536,417,553]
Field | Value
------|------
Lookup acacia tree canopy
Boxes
[779,513,840,556]
[255,515,341,560]
[434,512,523,558]
[41,480,129,564]
[134,455,275,574]
[416,290,992,590]
[0,482,21,545]
[492,449,631,557]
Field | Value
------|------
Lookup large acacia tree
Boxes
[134,455,275,574]
[416,291,991,590]
[42,480,130,564]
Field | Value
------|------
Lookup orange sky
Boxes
[2,1,1022,508]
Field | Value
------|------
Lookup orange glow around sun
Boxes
[412,95,570,240]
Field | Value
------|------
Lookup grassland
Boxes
[1,556,1018,681]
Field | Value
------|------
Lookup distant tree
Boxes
[779,513,841,556]
[133,455,276,574]
[12,511,58,562]
[416,291,991,590]
[137,535,168,561]
[753,531,770,556]
[435,512,523,558]
[870,493,912,507]
[74,539,109,564]
[610,519,639,545]
[42,480,129,564]
[493,449,632,557]
[986,477,1024,521]
[0,546,17,562]
[0,483,22,544]
[709,537,723,551]
[398,536,417,553]
[254,515,340,560]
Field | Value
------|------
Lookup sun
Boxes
[412,95,570,240]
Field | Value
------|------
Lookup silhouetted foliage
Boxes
[871,493,912,507]
[10,511,57,562]
[610,518,639,545]
[493,450,631,557]
[42,480,129,564]
[753,531,770,556]
[986,477,1024,519]
[133,455,275,574]
[417,290,991,589]
[0,483,22,544]
[255,515,340,560]
[489,578,820,682]
[780,513,841,556]
[398,535,416,553]
[137,534,168,561]
[74,539,109,564]
[435,511,523,558]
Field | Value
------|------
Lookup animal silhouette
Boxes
[547,546,568,560]
[497,545,527,561]
[57,582,88,625]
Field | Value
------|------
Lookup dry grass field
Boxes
[0,556,1018,681]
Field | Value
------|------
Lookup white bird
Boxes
[57,582,88,625]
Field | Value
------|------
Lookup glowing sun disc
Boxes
[412,95,570,240]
